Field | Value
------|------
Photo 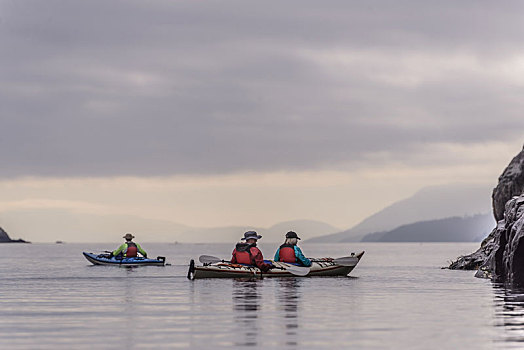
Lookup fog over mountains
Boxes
[361,214,494,242]
[0,183,491,243]
[0,208,339,243]
[307,183,493,243]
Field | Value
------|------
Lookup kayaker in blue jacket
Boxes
[274,231,312,267]
[110,233,147,259]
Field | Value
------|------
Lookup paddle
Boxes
[198,255,310,276]
[272,261,310,276]
[199,255,226,264]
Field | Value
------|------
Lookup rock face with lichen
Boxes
[449,145,524,285]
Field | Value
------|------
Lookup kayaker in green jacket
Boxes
[110,233,147,259]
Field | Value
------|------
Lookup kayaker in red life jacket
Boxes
[231,231,272,272]
[274,231,312,267]
[109,233,148,259]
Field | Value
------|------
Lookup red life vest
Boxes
[278,244,296,263]
[125,242,138,257]
[234,243,254,265]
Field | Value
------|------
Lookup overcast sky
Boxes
[1,1,523,240]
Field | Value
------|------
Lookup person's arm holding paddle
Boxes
[294,246,312,267]
[111,243,126,258]
[136,243,147,258]
[250,246,272,272]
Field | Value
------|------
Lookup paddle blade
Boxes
[275,262,310,276]
[198,255,222,264]
[333,257,359,266]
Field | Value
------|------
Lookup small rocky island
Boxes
[449,145,524,285]
[0,227,30,243]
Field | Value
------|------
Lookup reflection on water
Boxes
[493,284,524,344]
[276,278,301,347]
[122,269,137,349]
[231,278,303,348]
[232,279,261,347]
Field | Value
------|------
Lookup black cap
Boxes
[285,231,301,240]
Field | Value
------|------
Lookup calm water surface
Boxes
[0,242,522,349]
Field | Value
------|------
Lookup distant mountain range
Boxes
[169,219,339,243]
[0,208,339,243]
[307,183,493,243]
[361,214,494,242]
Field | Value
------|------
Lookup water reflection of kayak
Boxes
[82,252,166,266]
[187,251,364,279]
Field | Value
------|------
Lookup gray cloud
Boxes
[2,0,524,177]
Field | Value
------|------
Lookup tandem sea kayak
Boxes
[83,252,166,267]
[187,251,364,279]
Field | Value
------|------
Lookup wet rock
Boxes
[449,145,524,285]
[485,195,524,284]
[448,225,499,271]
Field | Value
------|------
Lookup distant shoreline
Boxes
[0,239,31,243]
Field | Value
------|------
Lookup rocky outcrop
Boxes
[492,147,524,221]
[0,227,11,242]
[0,227,30,243]
[474,195,524,284]
[449,145,524,285]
